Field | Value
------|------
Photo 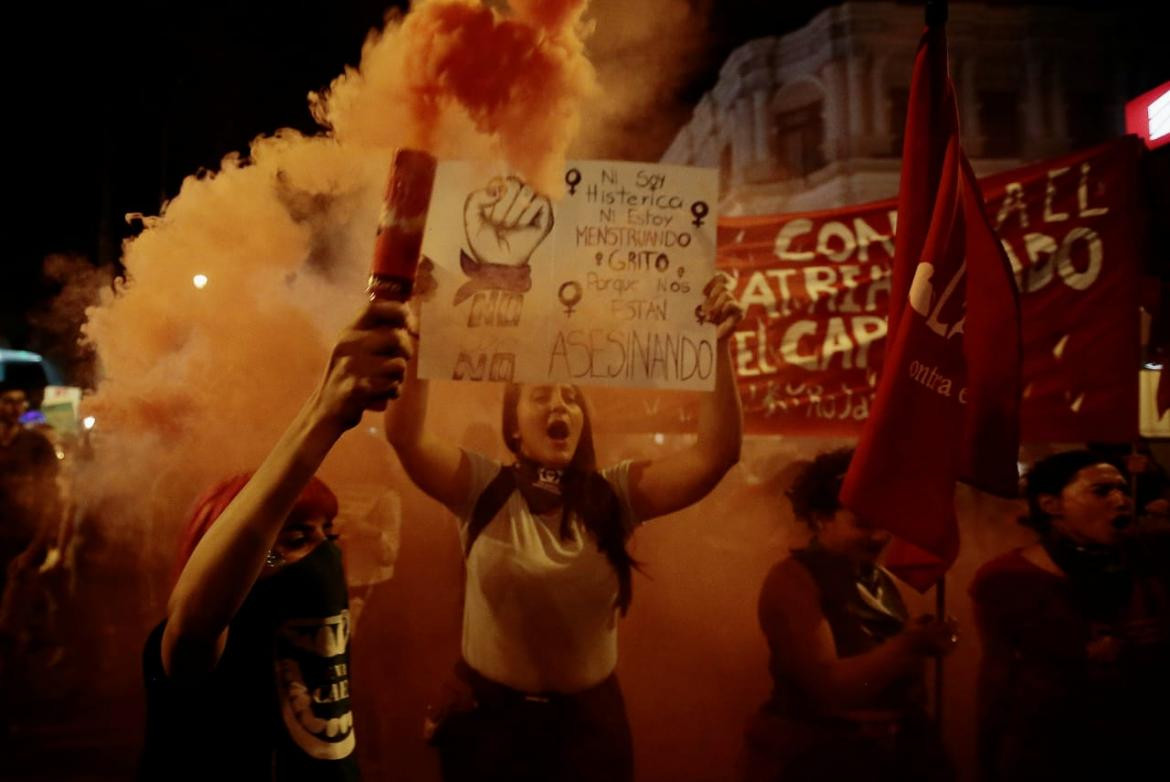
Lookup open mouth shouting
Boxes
[547,419,571,442]
[275,610,355,760]
[1111,513,1134,531]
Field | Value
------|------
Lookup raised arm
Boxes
[383,333,470,510]
[626,275,743,521]
[163,300,412,676]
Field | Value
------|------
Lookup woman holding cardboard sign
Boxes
[385,212,743,781]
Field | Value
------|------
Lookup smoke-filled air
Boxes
[41,2,1035,780]
[81,0,599,545]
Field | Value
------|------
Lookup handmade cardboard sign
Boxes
[417,160,718,390]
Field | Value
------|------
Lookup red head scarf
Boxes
[172,473,339,582]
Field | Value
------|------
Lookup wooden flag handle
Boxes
[934,576,947,723]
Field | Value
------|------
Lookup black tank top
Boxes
[794,543,907,657]
[765,543,916,715]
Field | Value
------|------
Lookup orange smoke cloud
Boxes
[79,1,604,534]
[81,134,374,527]
[27,254,113,390]
[572,0,712,162]
[311,0,595,194]
[70,0,749,581]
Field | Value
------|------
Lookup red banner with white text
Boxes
[720,137,1143,442]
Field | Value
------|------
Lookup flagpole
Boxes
[926,0,948,26]
[934,576,946,723]
[925,0,950,727]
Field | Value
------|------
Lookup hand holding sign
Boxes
[698,274,744,341]
[463,175,554,267]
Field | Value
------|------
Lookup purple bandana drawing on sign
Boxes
[453,175,555,306]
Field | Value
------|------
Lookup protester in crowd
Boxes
[139,300,412,780]
[0,381,63,686]
[0,383,61,591]
[384,276,743,782]
[971,449,1170,781]
[739,448,957,782]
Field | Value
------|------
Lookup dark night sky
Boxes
[6,1,410,350]
[1,0,1150,365]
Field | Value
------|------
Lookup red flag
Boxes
[840,22,1022,592]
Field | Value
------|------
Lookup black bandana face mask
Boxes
[249,540,355,761]
[513,458,565,517]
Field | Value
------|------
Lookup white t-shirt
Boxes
[453,450,639,694]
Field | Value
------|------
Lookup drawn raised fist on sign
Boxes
[463,176,554,268]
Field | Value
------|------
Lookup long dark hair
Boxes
[482,383,639,614]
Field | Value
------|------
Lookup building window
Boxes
[774,101,825,178]
[889,87,909,155]
[979,90,1021,158]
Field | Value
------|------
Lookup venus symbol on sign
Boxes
[565,168,582,196]
[691,201,709,227]
[559,281,583,316]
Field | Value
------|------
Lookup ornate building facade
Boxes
[662,1,1135,215]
